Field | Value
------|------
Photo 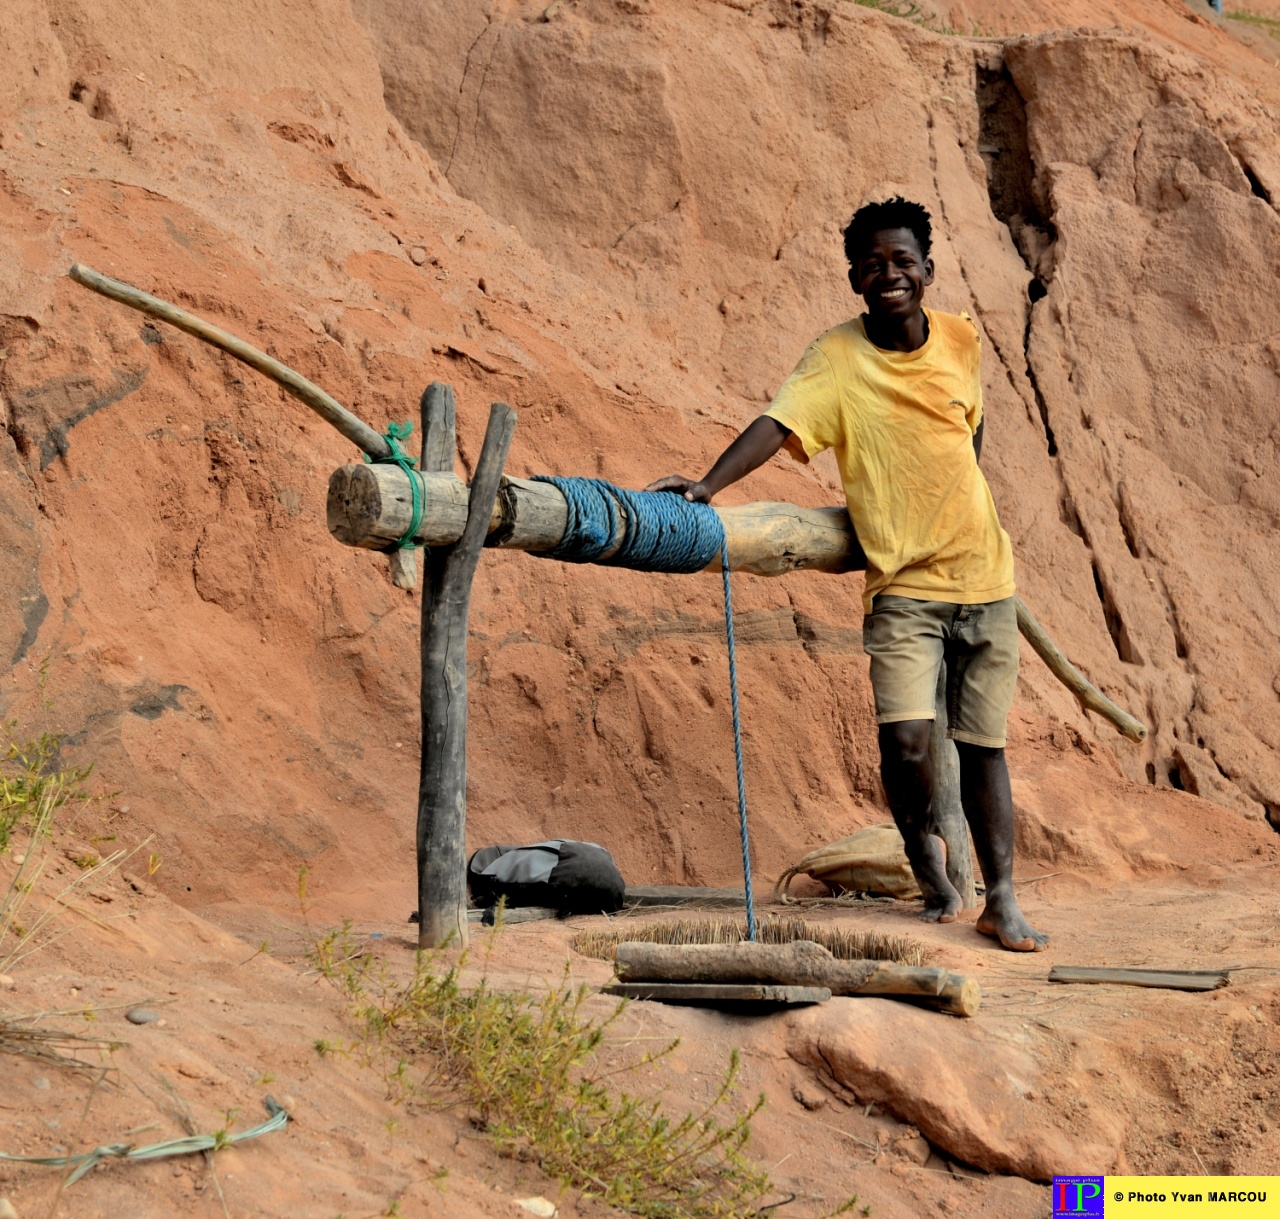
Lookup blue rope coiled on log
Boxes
[530,476,724,573]
[531,476,758,939]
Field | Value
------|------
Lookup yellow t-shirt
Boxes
[765,308,1015,613]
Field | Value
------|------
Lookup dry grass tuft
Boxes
[571,916,925,967]
[1,718,133,1074]
[0,1020,120,1073]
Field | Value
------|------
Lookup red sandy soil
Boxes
[3,0,1280,1214]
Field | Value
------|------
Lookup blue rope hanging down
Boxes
[718,543,757,942]
[531,477,758,939]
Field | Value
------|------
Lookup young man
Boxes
[646,197,1048,951]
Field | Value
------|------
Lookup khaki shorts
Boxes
[861,594,1019,749]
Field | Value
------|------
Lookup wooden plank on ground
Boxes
[1049,966,1229,991]
[602,982,830,1005]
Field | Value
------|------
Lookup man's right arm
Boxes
[643,416,792,503]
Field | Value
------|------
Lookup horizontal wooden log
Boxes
[613,940,980,1016]
[327,463,860,576]
[615,939,875,988]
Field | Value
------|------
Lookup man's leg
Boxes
[956,743,1048,950]
[878,720,962,923]
[864,596,961,923]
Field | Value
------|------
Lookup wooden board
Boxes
[603,982,830,1006]
[1049,966,1229,991]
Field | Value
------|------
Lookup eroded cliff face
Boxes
[0,0,901,917]
[1008,33,1280,822]
[360,0,1280,826]
[2,0,1278,927]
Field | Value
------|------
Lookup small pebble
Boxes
[279,1094,296,1111]
[32,1077,50,1091]
[0,975,14,989]
[409,246,428,265]
[0,1196,18,1219]
[126,1008,160,1025]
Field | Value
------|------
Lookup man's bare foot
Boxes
[915,833,962,924]
[975,886,1049,951]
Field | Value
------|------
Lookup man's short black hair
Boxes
[843,197,933,265]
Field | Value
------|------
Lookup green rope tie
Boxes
[365,420,425,551]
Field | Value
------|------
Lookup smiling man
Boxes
[646,196,1047,951]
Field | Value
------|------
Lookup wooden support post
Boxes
[416,389,517,949]
[928,663,977,909]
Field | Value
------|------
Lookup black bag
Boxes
[467,840,626,914]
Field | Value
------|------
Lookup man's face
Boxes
[850,227,934,321]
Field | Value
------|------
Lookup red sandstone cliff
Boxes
[3,0,1279,922]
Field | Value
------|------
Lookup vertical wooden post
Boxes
[416,387,517,949]
[928,663,978,909]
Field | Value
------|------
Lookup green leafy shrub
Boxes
[0,723,94,854]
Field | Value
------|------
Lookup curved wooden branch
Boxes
[1015,598,1147,741]
[68,263,391,460]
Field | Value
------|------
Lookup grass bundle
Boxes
[571,916,925,967]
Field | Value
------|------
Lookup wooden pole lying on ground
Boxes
[613,940,981,1016]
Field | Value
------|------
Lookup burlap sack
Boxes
[774,823,921,900]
